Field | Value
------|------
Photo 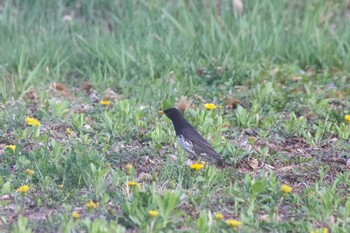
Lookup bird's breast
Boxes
[177,135,196,155]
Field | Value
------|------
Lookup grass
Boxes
[0,0,350,232]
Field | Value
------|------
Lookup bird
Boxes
[160,107,224,165]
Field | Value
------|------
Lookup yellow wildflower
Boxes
[310,227,329,233]
[100,99,110,106]
[66,128,75,136]
[5,145,16,152]
[189,162,205,171]
[345,115,350,123]
[148,210,159,218]
[127,181,141,189]
[25,117,41,126]
[214,213,224,221]
[25,169,35,176]
[226,219,241,228]
[57,184,64,189]
[17,185,30,194]
[72,211,80,220]
[204,103,217,110]
[86,200,98,211]
[280,184,292,195]
[125,163,133,174]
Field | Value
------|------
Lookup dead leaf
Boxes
[193,94,205,103]
[103,88,121,101]
[176,96,193,112]
[26,89,38,102]
[86,117,94,125]
[335,91,345,99]
[248,158,259,170]
[48,82,70,98]
[276,166,294,172]
[0,194,13,201]
[320,16,327,25]
[136,172,153,182]
[260,214,270,222]
[305,111,316,120]
[28,211,49,220]
[50,82,66,91]
[89,90,100,103]
[224,97,240,109]
[80,81,93,93]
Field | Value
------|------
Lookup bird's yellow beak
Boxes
[158,111,164,114]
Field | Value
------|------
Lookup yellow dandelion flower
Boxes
[17,185,30,194]
[66,128,75,136]
[125,163,133,174]
[72,211,80,220]
[5,145,16,152]
[204,103,217,110]
[100,99,110,106]
[280,184,292,195]
[127,181,141,189]
[310,227,329,233]
[189,162,205,171]
[214,213,224,221]
[25,169,35,176]
[25,117,41,126]
[226,219,241,228]
[345,115,350,123]
[148,210,159,218]
[86,200,98,211]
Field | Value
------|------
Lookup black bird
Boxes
[160,107,224,165]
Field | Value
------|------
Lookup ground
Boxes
[0,0,350,232]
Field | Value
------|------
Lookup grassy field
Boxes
[1,0,350,232]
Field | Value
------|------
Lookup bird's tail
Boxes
[206,151,231,167]
[215,157,232,167]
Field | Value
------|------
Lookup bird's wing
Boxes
[193,140,223,161]
[182,126,223,162]
[182,125,211,147]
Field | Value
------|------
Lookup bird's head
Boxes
[159,107,183,121]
